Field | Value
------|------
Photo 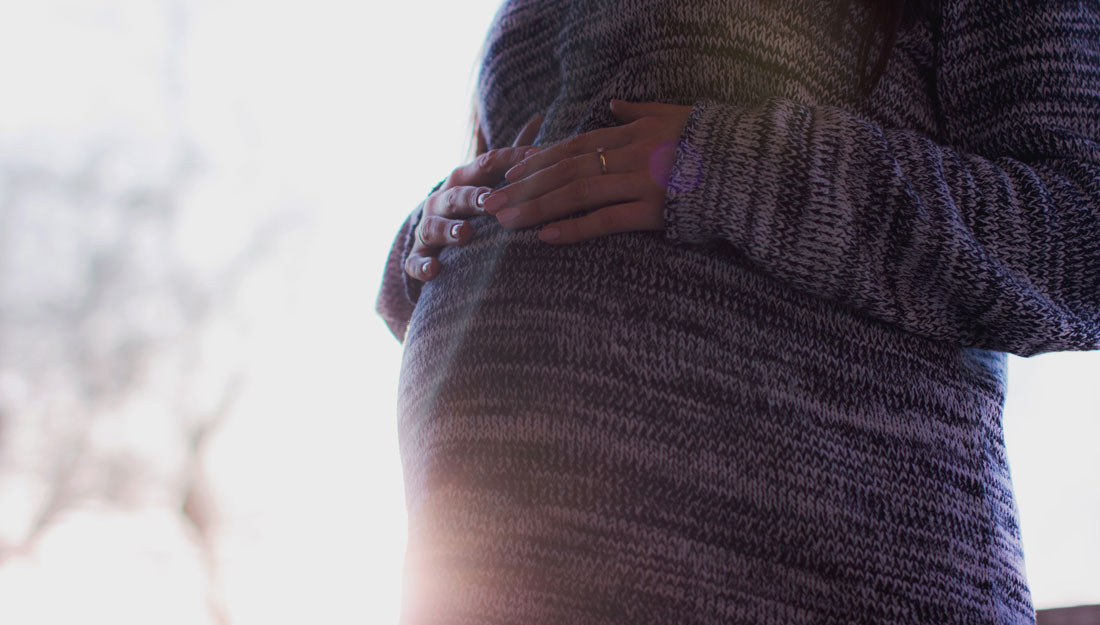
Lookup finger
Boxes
[449,146,534,188]
[495,171,649,230]
[535,201,662,244]
[417,215,474,247]
[486,145,641,215]
[503,124,634,183]
[512,113,545,147]
[404,253,439,281]
[427,185,494,219]
[609,99,692,122]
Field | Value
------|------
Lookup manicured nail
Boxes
[497,207,520,225]
[476,191,490,209]
[504,162,525,181]
[482,191,507,212]
[538,227,560,242]
[450,223,462,239]
[421,259,432,274]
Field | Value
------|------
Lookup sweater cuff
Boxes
[664,97,807,253]
[664,99,733,245]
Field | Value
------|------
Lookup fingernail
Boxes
[504,162,524,181]
[523,147,541,158]
[482,191,507,212]
[497,206,520,225]
[421,259,432,274]
[476,191,490,209]
[450,223,462,239]
[538,227,560,242]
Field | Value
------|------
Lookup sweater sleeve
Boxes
[663,1,1100,358]
[375,179,445,343]
[375,204,423,343]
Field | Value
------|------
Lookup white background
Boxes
[0,1,1095,622]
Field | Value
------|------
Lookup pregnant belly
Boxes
[395,216,994,625]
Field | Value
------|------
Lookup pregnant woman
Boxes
[377,1,1100,623]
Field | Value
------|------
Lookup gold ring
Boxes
[596,147,608,175]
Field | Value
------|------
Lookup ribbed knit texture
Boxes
[376,1,1100,623]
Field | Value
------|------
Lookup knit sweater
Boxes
[376,1,1100,624]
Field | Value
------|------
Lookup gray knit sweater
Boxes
[376,1,1100,623]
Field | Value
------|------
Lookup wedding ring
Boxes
[596,147,608,175]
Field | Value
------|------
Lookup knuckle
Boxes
[556,157,576,178]
[476,152,493,170]
[434,215,451,240]
[569,177,589,201]
[429,193,447,217]
[431,193,445,217]
[420,216,437,244]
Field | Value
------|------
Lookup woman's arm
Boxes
[659,0,1100,357]
[476,0,1099,356]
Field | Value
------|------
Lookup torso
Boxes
[397,3,1029,624]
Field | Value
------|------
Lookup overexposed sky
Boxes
[0,1,1095,623]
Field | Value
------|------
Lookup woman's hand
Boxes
[404,113,545,281]
[479,99,692,244]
